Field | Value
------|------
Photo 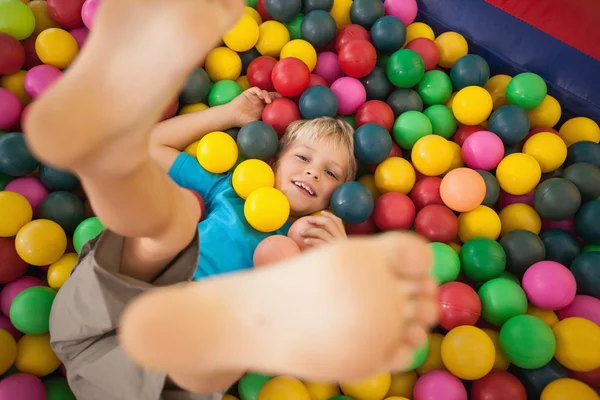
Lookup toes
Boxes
[405,297,439,327]
[388,344,414,371]
[376,232,433,278]
[404,325,428,348]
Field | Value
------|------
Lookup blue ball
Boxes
[38,191,85,234]
[370,16,406,53]
[39,164,80,191]
[303,0,333,13]
[330,181,374,224]
[450,54,490,89]
[570,251,600,298]
[566,141,600,167]
[299,85,338,119]
[354,123,393,164]
[488,105,530,145]
[575,200,600,244]
[237,121,279,161]
[350,0,384,30]
[0,133,39,177]
[301,10,337,48]
[539,229,580,267]
[265,0,302,23]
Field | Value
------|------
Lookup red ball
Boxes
[409,176,443,210]
[262,98,301,137]
[0,34,25,75]
[0,238,27,284]
[346,216,377,235]
[47,0,86,29]
[453,124,484,146]
[187,189,206,222]
[247,56,278,91]
[255,0,273,22]
[21,35,42,70]
[309,74,328,88]
[372,192,416,231]
[405,37,439,71]
[438,281,481,330]
[355,100,395,132]
[569,368,600,390]
[471,370,527,400]
[338,39,377,78]
[271,57,310,98]
[335,24,370,53]
[366,142,402,172]
[414,204,458,243]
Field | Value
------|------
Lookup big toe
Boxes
[375,232,433,278]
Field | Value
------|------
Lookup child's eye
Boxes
[296,155,308,162]
[326,170,339,180]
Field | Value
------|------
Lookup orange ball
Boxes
[253,235,301,267]
[287,216,313,251]
[440,168,486,212]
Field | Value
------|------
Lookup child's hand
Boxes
[301,211,348,248]
[230,87,280,127]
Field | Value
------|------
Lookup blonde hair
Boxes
[277,117,357,181]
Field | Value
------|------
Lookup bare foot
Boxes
[119,232,438,388]
[24,0,244,175]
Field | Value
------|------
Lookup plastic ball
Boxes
[308,73,328,88]
[471,370,527,400]
[340,373,391,400]
[496,153,541,195]
[0,328,17,375]
[5,176,48,215]
[247,56,278,90]
[386,89,423,117]
[414,333,444,376]
[488,105,531,145]
[411,135,453,176]
[38,191,84,235]
[301,9,336,48]
[330,77,367,115]
[264,0,301,23]
[43,377,76,400]
[564,163,600,202]
[9,286,55,335]
[452,86,493,125]
[440,167,486,212]
[355,100,394,131]
[1,70,30,110]
[523,132,567,173]
[358,67,392,101]
[349,0,384,30]
[392,110,432,149]
[441,326,495,380]
[480,328,510,371]
[312,52,342,86]
[386,49,424,89]
[238,373,271,400]
[553,317,600,372]
[458,205,501,242]
[541,378,599,400]
[423,105,457,139]
[434,32,468,68]
[405,38,439,72]
[299,85,338,119]
[522,261,576,310]
[461,131,503,170]
[14,219,66,266]
[413,371,467,400]
[484,74,512,110]
[499,314,556,369]
[474,170,499,207]
[0,238,27,284]
[24,64,62,99]
[179,68,212,106]
[222,14,259,52]
[409,176,442,210]
[527,95,561,129]
[0,191,32,237]
[245,187,290,232]
[15,333,60,376]
[0,276,44,318]
[80,0,99,29]
[416,70,452,106]
[506,72,547,111]
[438,282,481,330]
[0,33,25,76]
[374,157,415,194]
[302,383,338,400]
[460,237,506,282]
[256,20,290,57]
[383,0,417,26]
[278,40,317,73]
[559,117,600,147]
[539,229,580,267]
[576,200,600,243]
[372,192,415,231]
[449,54,489,90]
[35,28,78,69]
[232,159,275,200]
[46,252,78,290]
[334,23,370,53]
[338,39,377,78]
[387,372,417,398]
[415,204,457,243]
[527,304,559,328]
[570,253,600,298]
[271,57,310,98]
[479,278,527,326]
[404,21,434,44]
[72,216,104,254]
[534,178,581,221]
[354,123,393,165]
[262,98,300,137]
[38,164,79,191]
[0,0,35,40]
[330,181,374,225]
[303,0,333,13]
[370,16,406,53]
[197,131,239,173]
[429,242,460,284]
[0,373,46,399]
[205,47,242,82]
[558,295,600,326]
[69,26,88,49]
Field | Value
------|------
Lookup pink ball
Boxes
[558,295,600,326]
[313,52,343,86]
[0,276,45,317]
[0,373,46,400]
[330,77,366,115]
[384,0,418,25]
[0,315,22,342]
[497,189,535,209]
[0,88,22,130]
[461,131,504,170]
[542,217,577,235]
[81,0,101,29]
[24,65,63,99]
[69,27,90,49]
[5,177,49,216]
[522,261,577,310]
[414,370,467,400]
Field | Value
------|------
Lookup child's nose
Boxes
[306,169,320,181]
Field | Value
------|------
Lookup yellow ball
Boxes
[35,28,79,69]
[1,70,31,106]
[237,75,251,91]
[179,103,208,115]
[196,131,239,174]
[499,203,542,236]
[385,398,410,400]
[223,14,260,52]
[257,377,310,400]
[15,219,67,266]
[558,117,600,147]
[0,329,17,375]
[484,74,512,110]
[245,6,262,25]
[482,329,510,371]
[223,395,239,400]
[441,325,495,380]
[434,32,468,68]
[457,205,501,242]
[452,86,493,126]
[28,0,60,35]
[304,382,340,400]
[404,22,435,46]
[0,191,33,237]
[416,333,446,375]
[358,174,381,201]
[280,39,318,72]
[256,21,290,58]
[204,47,242,82]
[374,157,416,194]
[47,252,78,290]
[527,95,561,129]
[446,140,464,173]
[552,317,600,372]
[496,153,542,195]
[232,159,275,200]
[244,187,290,232]
[411,135,453,176]
[522,132,567,173]
[541,378,600,400]
[15,333,61,377]
[386,371,417,398]
[329,0,353,29]
[445,92,456,109]
[183,140,200,157]
[449,242,461,254]
[340,373,391,400]
[526,304,559,328]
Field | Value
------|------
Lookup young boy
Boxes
[23,0,438,399]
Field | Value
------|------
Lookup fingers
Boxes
[301,227,335,242]
[307,212,345,238]
[374,232,433,278]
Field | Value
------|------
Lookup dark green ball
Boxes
[563,162,600,202]
[539,229,580,266]
[0,133,39,177]
[575,200,600,244]
[460,237,506,282]
[179,68,212,106]
[500,229,545,276]
[303,0,333,13]
[239,48,262,75]
[238,373,270,400]
[450,54,490,90]
[510,359,568,399]
[534,178,581,221]
[359,66,392,101]
[386,89,423,117]
[349,0,384,30]
[301,10,337,47]
[237,121,279,161]
[0,171,12,190]
[265,0,301,23]
[566,141,600,167]
[476,170,500,207]
[370,16,406,53]
[39,164,80,191]
[38,191,85,235]
[569,251,600,298]
[44,377,76,400]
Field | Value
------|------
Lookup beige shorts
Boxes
[49,230,223,400]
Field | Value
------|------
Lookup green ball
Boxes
[0,171,12,190]
[208,80,243,107]
[238,373,270,400]
[330,397,353,400]
[73,217,105,254]
[392,110,432,149]
[498,271,520,284]
[0,0,35,40]
[499,315,556,369]
[430,242,460,284]
[423,105,457,139]
[44,378,76,400]
[376,53,391,70]
[506,72,547,110]
[9,286,56,335]
[478,278,527,326]
[285,13,304,40]
[338,114,356,129]
[417,70,453,106]
[405,337,430,371]
[246,0,258,7]
[386,49,425,89]
[584,244,600,252]
[460,237,506,282]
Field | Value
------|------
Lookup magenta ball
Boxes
[462,131,504,170]
[522,261,577,310]
[81,0,100,29]
[313,51,343,86]
[69,27,90,49]
[542,217,576,235]
[330,77,366,115]
[497,189,535,209]
[557,295,600,326]
[414,370,467,400]
[384,0,418,25]
[0,276,45,317]
[0,373,46,400]
[0,315,22,342]
[5,177,49,216]
[60,364,67,376]
[24,65,63,99]
[0,88,22,130]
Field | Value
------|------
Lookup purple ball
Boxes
[5,177,49,216]
[330,77,366,115]
[497,189,535,209]
[384,0,418,25]
[24,65,63,99]
[0,88,22,130]
[542,217,576,235]
[462,131,504,170]
[0,276,45,317]
[69,27,90,49]
[557,295,600,326]
[0,373,46,400]
[0,315,21,342]
[522,261,577,310]
[81,0,101,30]
[414,370,467,400]
[313,52,343,86]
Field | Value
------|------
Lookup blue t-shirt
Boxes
[168,152,292,280]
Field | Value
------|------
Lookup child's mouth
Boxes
[292,180,317,197]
